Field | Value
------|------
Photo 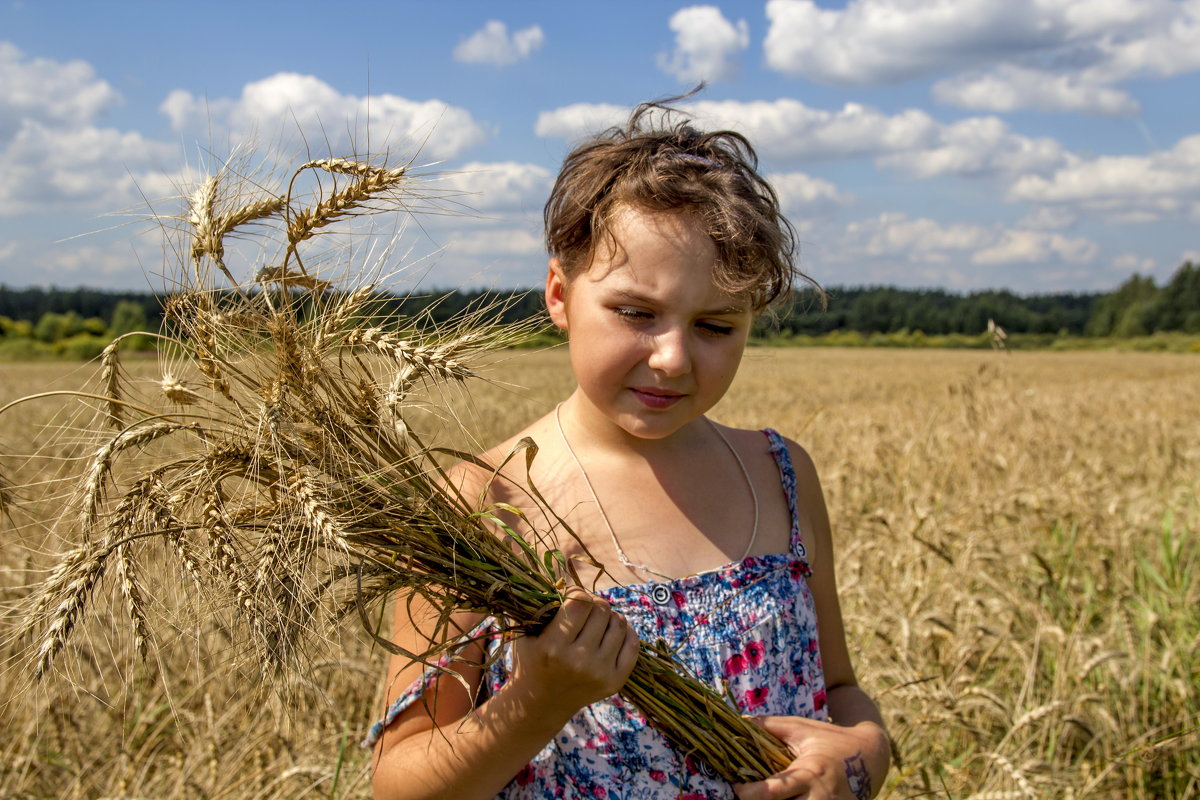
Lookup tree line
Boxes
[1,262,1196,357]
[0,287,550,359]
[764,261,1198,338]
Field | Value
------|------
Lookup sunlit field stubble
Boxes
[2,346,1197,798]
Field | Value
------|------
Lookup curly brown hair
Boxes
[543,94,818,311]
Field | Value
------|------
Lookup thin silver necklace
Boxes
[553,403,759,581]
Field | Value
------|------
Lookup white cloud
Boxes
[657,6,749,83]
[0,41,122,141]
[536,98,1072,184]
[536,100,922,152]
[1008,135,1200,221]
[689,99,940,161]
[1111,253,1157,273]
[830,213,1099,273]
[1086,0,1200,83]
[763,0,1200,115]
[693,100,1070,179]
[847,213,991,264]
[763,0,1167,86]
[534,103,630,140]
[404,226,547,289]
[0,46,183,218]
[160,73,489,161]
[0,233,167,288]
[536,98,943,165]
[0,119,178,215]
[449,228,543,257]
[453,21,544,66]
[42,242,145,278]
[764,0,1035,85]
[876,116,1069,178]
[768,171,851,215]
[932,65,1140,116]
[439,162,553,212]
[971,230,1097,265]
[159,90,235,138]
[1019,206,1078,230]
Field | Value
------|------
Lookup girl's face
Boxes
[546,205,753,441]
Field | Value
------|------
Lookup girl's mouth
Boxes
[630,387,685,409]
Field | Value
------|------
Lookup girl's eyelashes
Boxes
[612,307,736,336]
[697,321,735,336]
[614,307,652,321]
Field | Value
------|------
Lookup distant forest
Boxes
[763,260,1199,338]
[1,262,1197,357]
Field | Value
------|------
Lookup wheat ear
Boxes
[286,163,408,247]
[80,422,198,532]
[33,543,108,679]
[345,328,474,381]
[100,341,124,430]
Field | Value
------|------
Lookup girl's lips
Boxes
[630,387,684,409]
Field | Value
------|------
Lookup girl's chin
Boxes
[569,392,709,440]
[613,410,701,441]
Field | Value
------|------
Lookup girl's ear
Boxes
[545,258,569,331]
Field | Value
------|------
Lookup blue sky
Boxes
[2,0,1199,295]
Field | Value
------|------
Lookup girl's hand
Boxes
[733,716,878,800]
[509,586,641,717]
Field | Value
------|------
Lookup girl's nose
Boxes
[646,327,692,377]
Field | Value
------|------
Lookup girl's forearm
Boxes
[827,685,890,799]
[372,681,571,800]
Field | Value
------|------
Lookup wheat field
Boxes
[1,346,1197,799]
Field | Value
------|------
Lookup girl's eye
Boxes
[614,307,651,321]
[698,321,735,336]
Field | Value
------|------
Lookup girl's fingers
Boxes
[733,773,810,800]
[752,715,792,737]
[595,608,629,655]
[553,588,623,651]
[555,586,599,639]
[615,619,640,675]
[573,594,618,649]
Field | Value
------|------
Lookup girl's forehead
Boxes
[572,204,752,310]
[591,206,713,267]
[580,252,746,313]
[609,203,706,241]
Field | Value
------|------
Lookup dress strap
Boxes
[761,428,812,575]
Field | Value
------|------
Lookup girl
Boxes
[368,99,890,800]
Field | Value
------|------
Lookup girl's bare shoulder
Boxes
[709,422,817,471]
[442,412,563,509]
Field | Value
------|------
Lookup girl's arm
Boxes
[735,441,889,800]
[372,586,640,800]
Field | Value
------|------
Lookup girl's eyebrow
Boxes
[699,303,747,316]
[610,288,745,316]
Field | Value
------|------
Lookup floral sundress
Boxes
[365,429,828,798]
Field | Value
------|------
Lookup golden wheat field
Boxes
[1,346,1197,799]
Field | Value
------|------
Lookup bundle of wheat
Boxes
[8,151,792,783]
